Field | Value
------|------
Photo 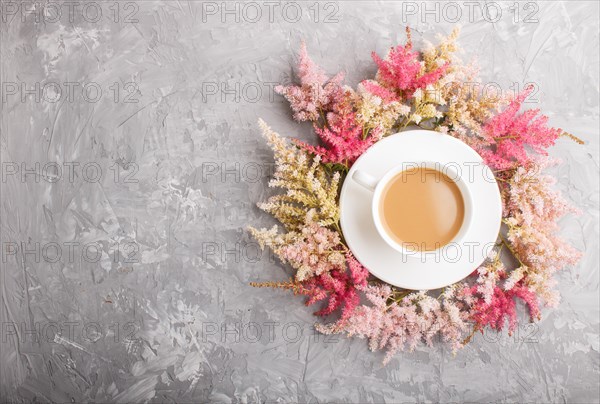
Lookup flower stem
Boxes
[399,117,412,132]
[495,135,518,141]
[561,131,585,144]
[499,233,525,267]
[333,221,347,246]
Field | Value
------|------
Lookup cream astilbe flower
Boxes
[504,265,527,291]
[421,28,460,105]
[419,28,507,141]
[475,252,506,305]
[422,27,461,73]
[409,86,444,126]
[257,119,340,230]
[353,84,411,135]
[438,62,507,148]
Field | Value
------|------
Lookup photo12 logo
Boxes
[197,320,539,345]
[400,1,540,24]
[1,161,138,184]
[1,81,140,104]
[200,241,277,265]
[200,161,275,183]
[1,1,139,24]
[2,240,140,265]
[200,321,340,344]
[1,321,139,344]
[199,1,340,23]
[199,81,278,103]
[436,81,540,104]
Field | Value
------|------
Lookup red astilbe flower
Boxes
[300,251,369,323]
[465,282,541,333]
[275,41,345,122]
[479,85,563,170]
[368,27,449,101]
[294,107,382,166]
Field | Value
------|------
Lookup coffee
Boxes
[379,167,464,251]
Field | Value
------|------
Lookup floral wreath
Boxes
[248,28,583,363]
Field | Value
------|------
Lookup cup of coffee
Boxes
[352,162,473,258]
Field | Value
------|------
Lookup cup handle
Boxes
[352,170,378,191]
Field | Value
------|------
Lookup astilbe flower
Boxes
[249,245,369,327]
[460,249,539,333]
[353,84,411,135]
[436,62,507,149]
[501,158,581,306]
[256,119,340,230]
[250,120,370,324]
[458,156,582,330]
[360,80,400,104]
[281,214,345,281]
[466,284,541,333]
[301,250,369,324]
[358,28,455,133]
[504,218,580,307]
[320,285,471,364]
[294,94,383,166]
[275,41,345,122]
[504,265,527,291]
[409,86,444,125]
[474,252,506,305]
[413,28,509,143]
[367,27,449,102]
[249,210,345,282]
[504,157,577,225]
[422,28,460,74]
[479,85,564,170]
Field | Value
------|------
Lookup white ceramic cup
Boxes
[352,161,474,259]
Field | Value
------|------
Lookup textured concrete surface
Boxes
[1,1,598,403]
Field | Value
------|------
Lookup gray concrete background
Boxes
[1,1,598,403]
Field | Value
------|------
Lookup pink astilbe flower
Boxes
[368,28,449,100]
[504,157,578,224]
[345,250,369,288]
[275,41,345,121]
[475,254,506,305]
[294,107,382,166]
[480,86,563,170]
[506,222,581,274]
[360,80,401,104]
[278,211,346,282]
[501,157,582,306]
[320,286,471,364]
[466,283,541,333]
[504,220,580,307]
[300,250,368,323]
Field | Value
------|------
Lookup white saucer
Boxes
[339,130,502,290]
